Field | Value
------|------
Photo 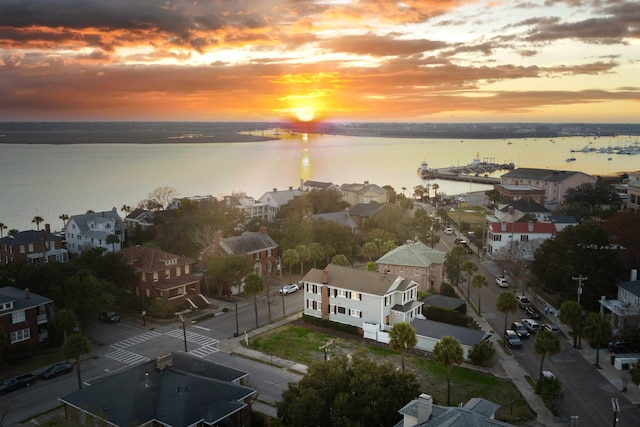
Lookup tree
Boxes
[277,351,420,427]
[32,215,44,231]
[431,183,440,200]
[140,186,178,210]
[281,248,300,279]
[468,340,496,367]
[461,261,478,299]
[582,312,612,367]
[433,336,464,406]
[106,234,120,252]
[470,274,488,314]
[244,273,265,328]
[496,291,518,338]
[54,309,77,342]
[59,213,69,229]
[0,222,6,237]
[63,334,92,389]
[445,246,468,287]
[558,300,583,349]
[206,255,249,296]
[330,254,350,266]
[534,329,561,380]
[631,360,640,387]
[296,244,311,275]
[361,241,380,262]
[388,322,417,371]
[308,242,325,269]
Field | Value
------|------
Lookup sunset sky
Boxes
[0,0,638,123]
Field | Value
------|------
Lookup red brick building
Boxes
[0,286,53,348]
[121,246,202,308]
[0,227,68,267]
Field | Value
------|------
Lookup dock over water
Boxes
[427,167,501,184]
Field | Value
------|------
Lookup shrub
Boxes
[440,283,457,297]
[468,340,496,366]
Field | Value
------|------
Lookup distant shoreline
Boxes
[0,132,279,145]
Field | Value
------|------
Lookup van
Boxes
[522,318,540,333]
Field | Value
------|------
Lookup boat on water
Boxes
[417,161,432,179]
[566,157,576,162]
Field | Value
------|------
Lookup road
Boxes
[437,225,640,427]
[0,287,303,426]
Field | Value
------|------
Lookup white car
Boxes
[443,227,453,235]
[495,277,509,288]
[279,284,298,295]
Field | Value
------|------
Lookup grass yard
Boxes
[248,323,535,425]
[448,206,487,228]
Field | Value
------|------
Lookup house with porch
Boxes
[599,270,640,338]
[257,187,303,222]
[301,264,422,334]
[0,287,53,348]
[376,241,446,293]
[121,246,202,309]
[124,208,155,232]
[65,209,125,255]
[0,227,68,266]
[59,352,256,427]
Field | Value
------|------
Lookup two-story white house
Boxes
[257,187,303,222]
[486,220,557,261]
[65,209,125,256]
[627,172,640,212]
[599,269,640,337]
[301,264,423,333]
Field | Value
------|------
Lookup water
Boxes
[1,132,638,232]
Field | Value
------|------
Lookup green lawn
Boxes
[248,324,535,424]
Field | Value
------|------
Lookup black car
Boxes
[99,310,121,323]
[525,306,542,319]
[609,339,631,354]
[41,363,73,380]
[504,330,522,349]
[511,321,530,339]
[0,373,36,394]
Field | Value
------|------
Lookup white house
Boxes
[65,209,125,255]
[301,264,423,334]
[258,187,303,222]
[486,220,557,261]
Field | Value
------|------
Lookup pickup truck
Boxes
[0,373,36,394]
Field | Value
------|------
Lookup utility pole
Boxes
[612,398,619,426]
[573,275,588,305]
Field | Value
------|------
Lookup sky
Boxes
[0,0,638,123]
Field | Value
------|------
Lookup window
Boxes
[493,235,502,242]
[185,265,190,274]
[10,328,31,344]
[384,295,390,306]
[12,310,26,324]
[520,235,529,241]
[153,272,159,282]
[349,309,361,318]
[337,306,346,314]
[337,289,346,298]
[414,267,420,276]
[20,245,25,253]
[254,253,260,260]
[176,267,181,276]
[350,292,361,300]
[165,269,170,279]
[267,249,272,257]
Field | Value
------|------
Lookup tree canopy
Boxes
[388,322,417,371]
[277,351,420,427]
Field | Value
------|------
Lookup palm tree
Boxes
[244,273,265,328]
[388,322,417,371]
[330,254,350,266]
[63,334,92,389]
[582,312,612,367]
[461,261,478,298]
[59,213,69,229]
[361,242,380,262]
[534,329,561,380]
[281,249,300,280]
[54,309,77,342]
[296,244,311,275]
[496,291,518,338]
[106,234,120,252]
[32,215,44,231]
[431,183,440,201]
[470,274,488,314]
[433,336,464,406]
[121,204,132,216]
[0,222,7,237]
[308,242,325,269]
[558,300,583,348]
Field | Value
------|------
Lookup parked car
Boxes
[0,373,36,394]
[461,242,473,254]
[516,296,531,309]
[542,324,560,334]
[522,318,541,334]
[99,310,121,323]
[609,339,631,354]
[511,321,530,339]
[279,284,299,295]
[504,330,522,349]
[525,306,542,319]
[495,277,509,288]
[40,363,74,380]
[443,227,453,235]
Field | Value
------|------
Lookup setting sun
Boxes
[294,107,315,122]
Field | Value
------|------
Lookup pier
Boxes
[429,168,501,184]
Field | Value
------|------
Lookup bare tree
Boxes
[191,225,219,249]
[141,186,178,210]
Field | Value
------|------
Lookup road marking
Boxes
[105,348,149,365]
[111,331,163,349]
[189,345,220,358]
[192,325,210,331]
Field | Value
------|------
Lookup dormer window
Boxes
[0,301,14,311]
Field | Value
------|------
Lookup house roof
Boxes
[302,264,416,296]
[499,199,550,213]
[219,231,278,255]
[122,246,195,273]
[312,211,358,229]
[618,281,640,298]
[302,180,337,191]
[549,215,578,224]
[59,352,255,427]
[502,167,592,183]
[126,208,155,222]
[340,182,386,194]
[488,221,557,235]
[396,396,513,427]
[258,188,303,206]
[67,209,125,233]
[0,230,62,245]
[377,241,446,267]
[411,318,490,347]
[0,286,52,313]
[422,295,466,310]
[348,203,387,217]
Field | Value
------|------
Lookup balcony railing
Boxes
[37,313,48,324]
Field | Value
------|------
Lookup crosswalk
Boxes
[105,329,220,365]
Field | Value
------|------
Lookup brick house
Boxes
[376,241,446,293]
[0,227,68,266]
[121,246,202,309]
[0,286,53,347]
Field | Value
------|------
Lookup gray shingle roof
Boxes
[502,167,587,183]
[302,264,415,296]
[348,203,387,217]
[377,242,446,267]
[499,199,550,213]
[220,231,277,255]
[312,211,357,229]
[67,209,125,233]
[618,281,640,297]
[0,286,52,312]
[0,230,61,245]
[59,352,255,427]
[411,318,490,347]
[423,295,466,310]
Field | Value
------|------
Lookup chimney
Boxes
[508,206,514,215]
[289,186,293,190]
[364,180,369,185]
[322,267,329,284]
[273,188,277,192]
[632,269,638,282]
[416,394,433,424]
[45,223,51,233]
[25,288,30,299]
[156,353,173,371]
